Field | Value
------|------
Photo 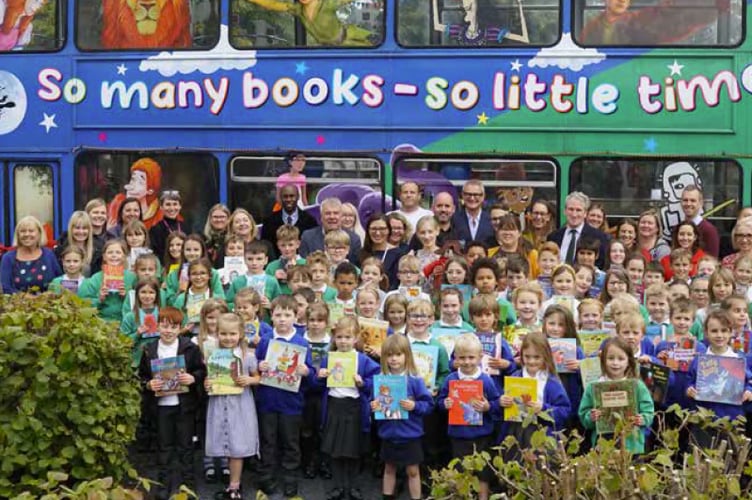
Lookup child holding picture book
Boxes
[49,246,86,294]
[78,239,137,322]
[164,234,223,307]
[578,337,654,454]
[172,258,225,336]
[542,305,584,426]
[121,277,162,368]
[468,294,516,392]
[370,334,434,500]
[317,316,380,500]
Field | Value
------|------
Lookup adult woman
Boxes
[203,203,231,267]
[661,222,706,279]
[616,218,638,252]
[54,211,95,277]
[86,198,110,273]
[586,203,610,234]
[604,240,627,271]
[109,197,142,238]
[227,208,258,245]
[522,200,555,251]
[489,214,539,277]
[341,202,365,246]
[359,214,406,290]
[386,212,411,252]
[1,216,61,294]
[636,210,670,262]
[722,216,752,270]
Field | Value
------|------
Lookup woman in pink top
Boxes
[275,151,308,209]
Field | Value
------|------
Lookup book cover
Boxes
[309,340,330,371]
[441,284,473,307]
[552,295,575,313]
[247,274,268,298]
[549,338,578,373]
[399,286,423,302]
[328,302,345,327]
[592,379,639,434]
[60,279,80,294]
[476,331,501,375]
[178,263,190,291]
[577,330,611,357]
[327,351,357,388]
[185,294,207,324]
[128,247,152,270]
[206,348,243,396]
[640,363,670,405]
[448,379,484,426]
[579,357,602,387]
[140,311,160,339]
[223,256,247,284]
[260,340,307,393]
[432,327,466,358]
[359,317,389,351]
[373,375,409,420]
[644,324,666,347]
[695,354,746,405]
[150,355,188,397]
[537,276,553,300]
[102,264,125,292]
[411,344,439,390]
[602,322,617,335]
[665,337,696,372]
[503,376,538,422]
[731,330,752,354]
[503,325,530,358]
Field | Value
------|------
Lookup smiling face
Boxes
[471,310,496,332]
[183,240,203,263]
[158,320,180,345]
[455,347,481,376]
[587,207,605,229]
[321,203,342,232]
[579,305,602,330]
[638,215,659,240]
[618,223,636,248]
[515,291,540,324]
[189,264,210,291]
[16,222,40,249]
[232,213,253,238]
[333,329,357,352]
[280,185,299,213]
[444,262,466,285]
[522,346,545,375]
[552,271,575,295]
[565,199,587,228]
[680,188,702,220]
[218,320,242,349]
[210,208,229,231]
[386,303,407,328]
[604,344,630,379]
[161,199,181,220]
[62,252,83,276]
[138,285,157,308]
[125,229,146,249]
[356,292,379,318]
[103,243,125,266]
[705,317,732,351]
[121,200,141,224]
[441,294,462,323]
[88,205,107,230]
[71,224,90,243]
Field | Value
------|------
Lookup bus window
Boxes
[13,164,55,239]
[230,154,383,225]
[0,0,63,52]
[398,0,560,47]
[230,0,385,48]
[74,152,219,234]
[76,0,220,51]
[569,158,741,243]
[574,0,742,46]
[394,156,558,216]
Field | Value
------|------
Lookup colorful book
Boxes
[102,264,125,292]
[247,274,268,298]
[140,310,160,338]
[503,325,530,358]
[552,295,575,313]
[448,379,484,426]
[537,276,553,300]
[411,344,439,390]
[644,324,666,347]
[373,375,408,420]
[185,293,207,324]
[327,351,357,388]
[328,302,345,327]
[578,330,611,357]
[548,338,578,373]
[695,354,746,406]
[359,317,389,351]
[178,263,190,291]
[432,327,466,358]
[591,379,638,434]
[731,330,752,354]
[665,338,696,372]
[308,339,330,371]
[150,355,188,397]
[223,256,246,284]
[260,340,307,393]
[476,331,501,375]
[206,348,243,396]
[128,247,152,270]
[641,363,670,405]
[60,279,80,293]
[441,284,473,306]
[399,286,423,302]
[503,376,538,422]
[579,357,602,387]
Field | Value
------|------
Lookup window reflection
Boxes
[0,0,62,52]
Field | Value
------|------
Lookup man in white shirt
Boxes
[391,181,433,233]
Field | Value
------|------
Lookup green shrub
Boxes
[0,292,140,498]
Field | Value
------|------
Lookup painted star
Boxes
[476,112,489,125]
[295,62,310,75]
[116,64,128,76]
[643,137,658,152]
[510,59,522,72]
[39,113,58,133]
[667,60,684,77]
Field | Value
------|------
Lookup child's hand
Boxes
[260,295,271,309]
[370,400,382,412]
[630,414,644,426]
[487,357,508,369]
[657,350,668,362]
[590,409,601,421]
[177,373,195,385]
[637,355,652,365]
[443,397,453,409]
[499,395,513,408]
[118,282,126,297]
[354,374,364,387]
[564,358,580,371]
[432,388,439,397]
[235,375,255,387]
[364,345,381,359]
[258,361,270,372]
[318,368,329,379]
[137,324,149,335]
[99,287,107,301]
[687,387,698,399]
[471,397,490,413]
[400,398,415,411]
[183,323,195,334]
[296,364,310,377]
[275,269,287,281]
[743,390,752,402]
[149,379,163,392]
[525,399,543,413]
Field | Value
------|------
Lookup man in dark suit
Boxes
[451,180,495,247]
[262,185,318,258]
[547,191,610,269]
[299,197,362,261]
[681,185,719,257]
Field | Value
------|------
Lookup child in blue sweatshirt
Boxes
[255,296,314,497]
[541,305,583,427]
[318,316,380,500]
[438,333,501,500]
[686,309,752,449]
[371,334,434,500]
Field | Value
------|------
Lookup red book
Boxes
[102,264,125,292]
[448,379,484,426]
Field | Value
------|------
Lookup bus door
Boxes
[3,161,61,248]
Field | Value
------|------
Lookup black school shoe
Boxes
[303,461,318,479]
[283,480,298,497]
[319,460,332,479]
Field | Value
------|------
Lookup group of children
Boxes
[47,205,752,500]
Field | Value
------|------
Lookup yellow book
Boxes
[503,376,538,422]
[327,351,357,388]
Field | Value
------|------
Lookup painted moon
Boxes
[0,70,27,135]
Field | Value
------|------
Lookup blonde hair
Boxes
[324,229,351,248]
[644,283,670,302]
[217,312,249,360]
[616,312,645,335]
[331,316,360,351]
[197,298,229,355]
[454,333,482,356]
[66,211,94,265]
[407,298,434,317]
[227,208,258,241]
[13,215,46,248]
[512,281,544,305]
[379,334,418,375]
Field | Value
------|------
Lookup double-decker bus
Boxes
[0,0,746,249]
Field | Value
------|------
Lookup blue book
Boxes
[431,327,466,358]
[411,344,439,390]
[644,324,665,347]
[373,375,408,420]
[696,354,746,406]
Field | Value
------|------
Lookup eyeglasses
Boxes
[463,192,483,198]
[399,270,418,275]
[409,314,429,320]
[737,234,752,239]
[161,190,179,197]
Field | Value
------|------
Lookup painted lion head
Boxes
[101,0,191,49]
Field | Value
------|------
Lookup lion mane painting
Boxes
[101,0,191,49]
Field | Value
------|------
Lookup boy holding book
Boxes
[227,241,282,311]
[306,251,337,302]
[266,225,306,295]
[469,293,516,392]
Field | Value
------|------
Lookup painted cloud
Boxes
[527,33,605,72]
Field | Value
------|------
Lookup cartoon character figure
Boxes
[433,0,529,46]
[101,0,192,49]
[376,384,400,419]
[245,0,376,46]
[658,161,702,240]
[107,157,164,231]
[460,400,482,425]
[285,351,300,376]
[277,346,291,373]
[0,0,48,51]
[330,361,345,383]
[495,163,534,215]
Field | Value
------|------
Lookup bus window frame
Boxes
[0,0,66,54]
[8,161,60,244]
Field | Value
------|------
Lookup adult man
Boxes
[262,185,318,257]
[451,180,494,246]
[390,181,434,233]
[299,197,362,260]
[409,191,457,250]
[547,192,610,268]
[681,185,719,257]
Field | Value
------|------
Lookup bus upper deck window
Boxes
[0,0,63,52]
